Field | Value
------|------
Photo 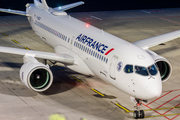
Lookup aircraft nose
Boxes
[151,88,162,98]
[146,83,162,99]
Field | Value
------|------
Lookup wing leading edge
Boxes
[0,8,28,16]
[133,30,180,49]
[0,1,84,16]
[0,46,74,65]
[54,1,84,11]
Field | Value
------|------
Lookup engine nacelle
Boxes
[146,50,172,82]
[20,56,53,92]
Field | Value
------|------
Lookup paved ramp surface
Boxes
[0,8,180,120]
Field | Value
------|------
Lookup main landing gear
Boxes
[133,99,146,119]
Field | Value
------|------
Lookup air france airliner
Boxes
[0,0,180,119]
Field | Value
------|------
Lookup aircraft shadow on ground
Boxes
[41,66,80,95]
[0,62,80,97]
[0,63,127,119]
[154,46,178,55]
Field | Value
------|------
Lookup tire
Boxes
[133,110,139,119]
[139,110,145,119]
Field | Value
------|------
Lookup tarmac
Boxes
[0,8,180,120]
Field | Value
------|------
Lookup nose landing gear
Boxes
[133,99,145,119]
[133,110,145,119]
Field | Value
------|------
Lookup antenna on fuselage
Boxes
[101,29,104,35]
[69,15,71,20]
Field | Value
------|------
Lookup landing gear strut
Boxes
[43,59,57,66]
[133,99,145,119]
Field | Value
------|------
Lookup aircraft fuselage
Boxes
[26,4,162,100]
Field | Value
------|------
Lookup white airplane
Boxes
[0,0,180,119]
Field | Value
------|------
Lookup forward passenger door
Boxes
[109,55,118,80]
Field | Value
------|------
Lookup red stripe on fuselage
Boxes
[105,48,114,55]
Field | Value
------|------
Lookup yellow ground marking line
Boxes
[12,39,20,44]
[71,76,83,83]
[1,33,8,37]
[112,102,130,112]
[127,106,180,113]
[91,88,105,97]
[24,47,30,50]
[145,113,180,118]
[112,102,180,114]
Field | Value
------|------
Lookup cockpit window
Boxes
[124,65,133,73]
[148,64,158,75]
[135,66,149,76]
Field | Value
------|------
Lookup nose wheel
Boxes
[133,99,145,119]
[133,110,145,119]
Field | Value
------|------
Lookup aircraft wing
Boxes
[133,30,180,49]
[54,1,84,11]
[0,8,28,16]
[0,46,74,64]
[0,1,84,15]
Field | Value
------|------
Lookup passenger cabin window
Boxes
[124,65,133,73]
[135,66,149,76]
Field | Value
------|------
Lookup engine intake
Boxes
[156,59,171,82]
[20,61,53,92]
[29,68,51,90]
[146,50,172,82]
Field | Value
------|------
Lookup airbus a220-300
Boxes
[0,0,180,119]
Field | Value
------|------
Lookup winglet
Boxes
[54,1,84,11]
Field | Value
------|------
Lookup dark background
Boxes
[0,0,180,15]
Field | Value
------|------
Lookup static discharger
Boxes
[1,33,8,37]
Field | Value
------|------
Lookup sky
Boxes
[0,0,180,14]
